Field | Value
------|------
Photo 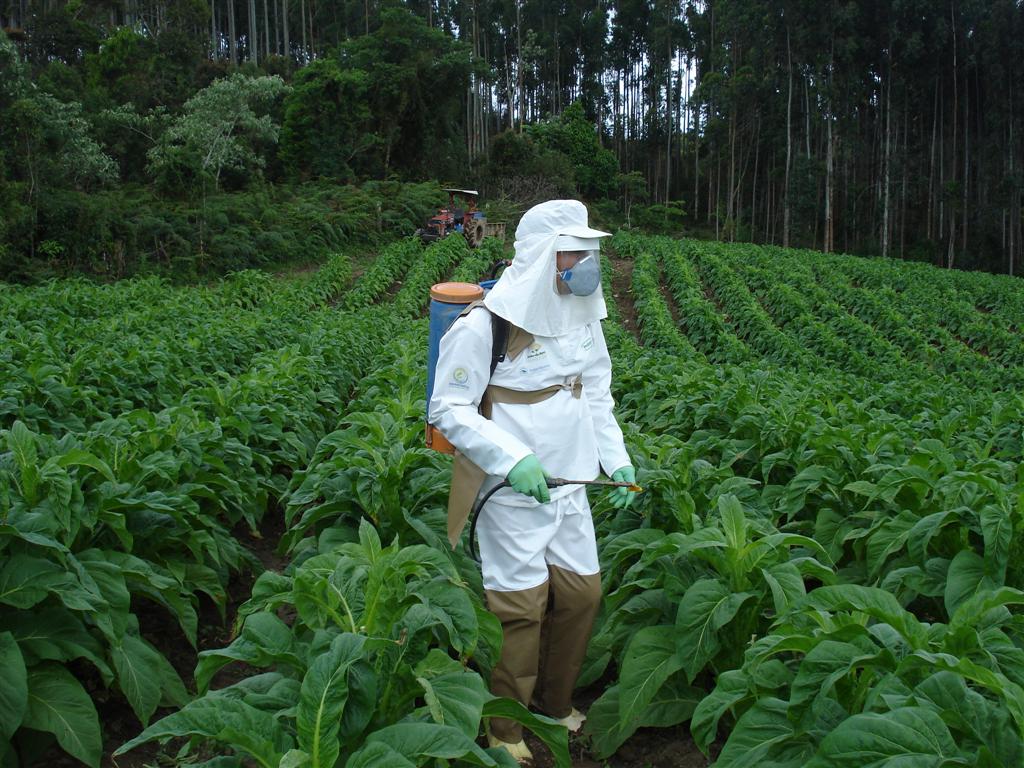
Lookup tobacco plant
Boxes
[582,494,833,757]
[693,585,1024,767]
[117,522,570,768]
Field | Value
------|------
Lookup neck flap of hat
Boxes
[483,200,608,337]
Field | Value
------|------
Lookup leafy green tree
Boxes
[528,102,618,198]
[338,7,479,179]
[278,59,376,182]
[147,73,289,195]
[484,129,576,205]
[85,25,206,112]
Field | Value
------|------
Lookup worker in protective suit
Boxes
[428,199,635,762]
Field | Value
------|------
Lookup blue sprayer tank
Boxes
[425,280,496,453]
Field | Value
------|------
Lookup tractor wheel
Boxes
[465,221,486,248]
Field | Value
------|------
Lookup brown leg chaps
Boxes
[485,566,602,742]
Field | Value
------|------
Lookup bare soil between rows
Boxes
[609,256,641,343]
[521,681,713,768]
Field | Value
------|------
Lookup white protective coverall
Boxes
[428,199,631,743]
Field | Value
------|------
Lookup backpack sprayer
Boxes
[424,258,511,454]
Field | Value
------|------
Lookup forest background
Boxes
[0,0,1022,281]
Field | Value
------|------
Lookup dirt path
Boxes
[609,257,641,343]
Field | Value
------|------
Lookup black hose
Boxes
[467,478,568,563]
[467,480,510,563]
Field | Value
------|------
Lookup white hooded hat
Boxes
[484,199,610,337]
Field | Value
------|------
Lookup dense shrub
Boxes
[1,181,445,282]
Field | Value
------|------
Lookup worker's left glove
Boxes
[609,466,637,509]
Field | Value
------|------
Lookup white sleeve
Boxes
[428,309,533,478]
[582,321,631,475]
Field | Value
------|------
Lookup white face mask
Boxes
[557,252,601,296]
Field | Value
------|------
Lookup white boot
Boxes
[553,706,587,732]
[487,734,533,763]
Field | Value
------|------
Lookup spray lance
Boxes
[467,477,643,563]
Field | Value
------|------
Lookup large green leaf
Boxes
[804,585,927,647]
[949,587,1024,632]
[675,578,753,681]
[348,722,497,767]
[585,671,701,759]
[616,625,685,723]
[112,635,165,726]
[911,672,991,746]
[805,707,964,767]
[719,494,749,551]
[0,633,27,741]
[414,649,490,739]
[690,669,750,752]
[788,639,888,724]
[196,612,303,693]
[414,578,478,655]
[115,697,294,768]
[343,740,417,768]
[296,633,365,768]
[482,698,571,768]
[761,561,807,616]
[7,421,39,504]
[979,505,1012,583]
[944,550,995,617]
[21,664,102,768]
[715,696,807,768]
[638,674,703,728]
[0,554,64,609]
[6,607,112,681]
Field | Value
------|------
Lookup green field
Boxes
[2,234,1023,767]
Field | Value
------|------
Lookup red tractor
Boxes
[416,188,506,248]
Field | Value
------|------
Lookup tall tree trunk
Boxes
[882,76,892,258]
[228,0,237,65]
[751,114,760,243]
[900,108,908,259]
[273,0,279,54]
[927,78,938,241]
[825,117,834,253]
[783,27,793,248]
[948,1,958,269]
[262,0,269,59]
[281,0,289,63]
[211,0,218,58]
[961,62,969,255]
[516,0,523,132]
[665,28,672,205]
[248,0,257,63]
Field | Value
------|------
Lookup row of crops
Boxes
[592,233,1024,765]
[2,230,1023,767]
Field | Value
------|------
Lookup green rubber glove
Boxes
[507,455,550,503]
[610,466,637,509]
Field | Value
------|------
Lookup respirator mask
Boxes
[556,250,601,297]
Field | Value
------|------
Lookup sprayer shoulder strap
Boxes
[455,300,532,377]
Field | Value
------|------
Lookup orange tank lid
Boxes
[431,282,485,303]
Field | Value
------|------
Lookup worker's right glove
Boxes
[507,454,550,503]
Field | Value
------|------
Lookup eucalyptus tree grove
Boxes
[1,0,1022,273]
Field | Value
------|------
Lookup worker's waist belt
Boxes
[481,375,583,414]
[448,376,585,548]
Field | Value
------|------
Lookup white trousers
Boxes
[476,488,600,592]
